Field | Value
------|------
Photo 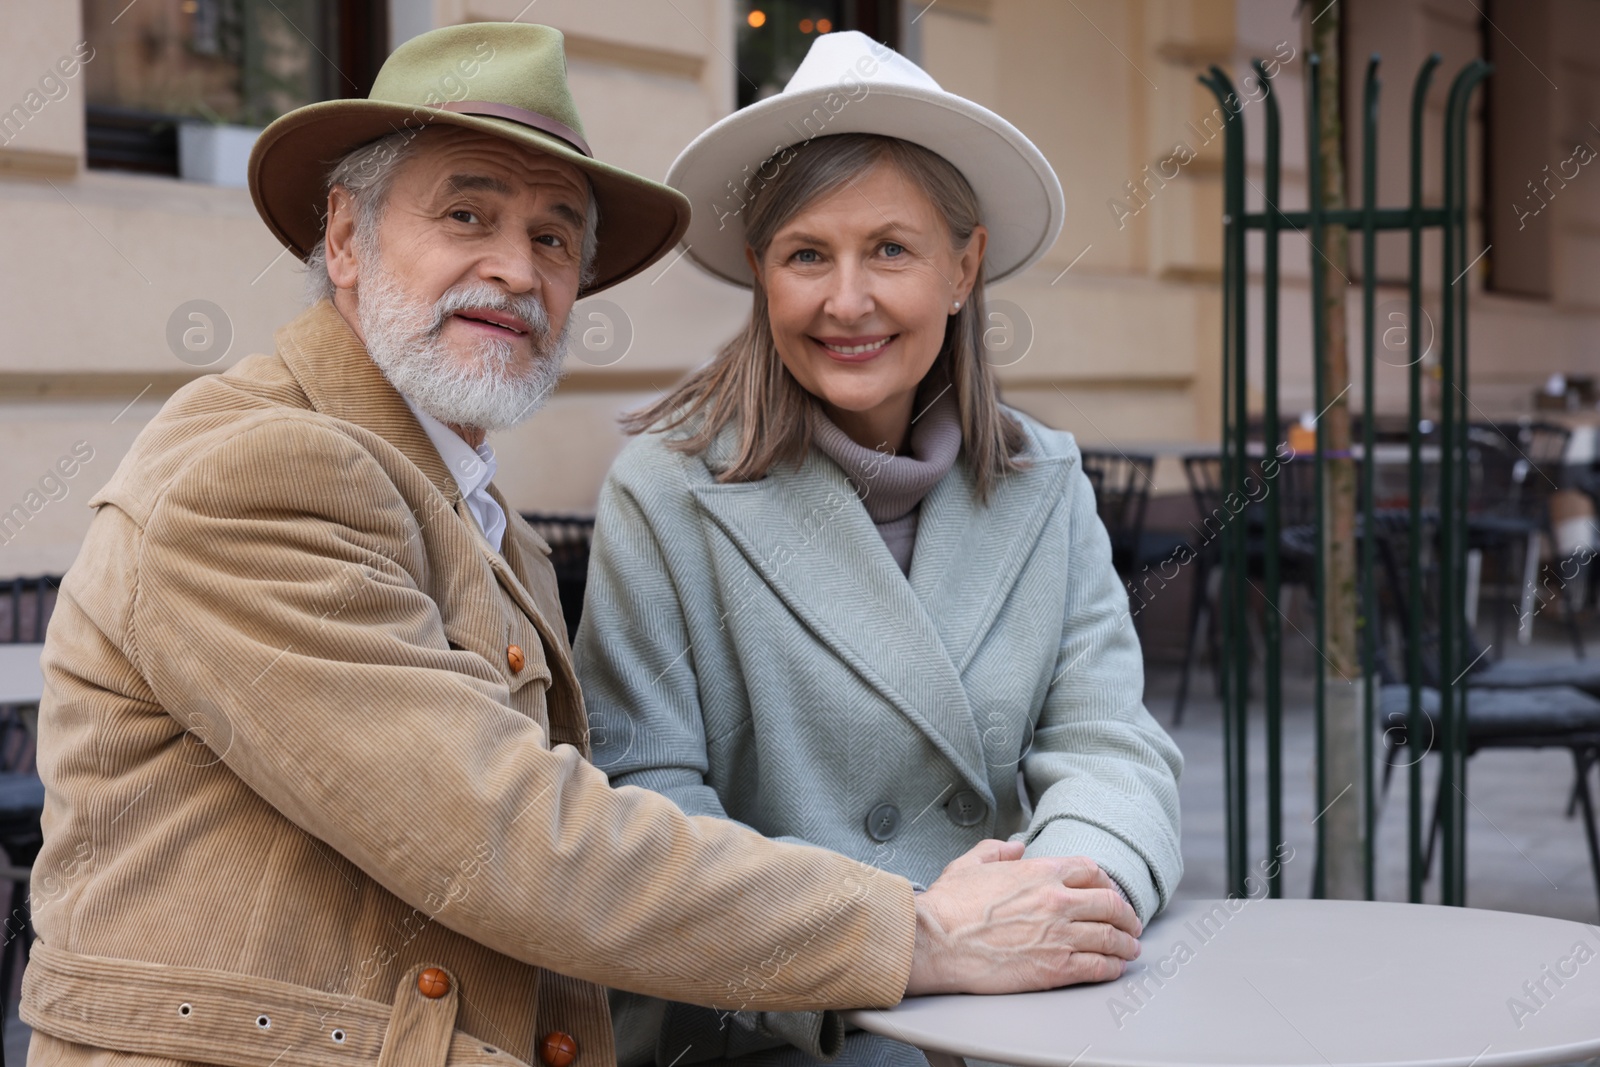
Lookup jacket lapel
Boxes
[692,449,993,798]
[908,451,1076,672]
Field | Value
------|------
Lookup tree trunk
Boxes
[1305,4,1367,900]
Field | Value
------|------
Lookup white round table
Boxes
[848,899,1600,1067]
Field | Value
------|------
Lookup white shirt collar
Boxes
[401,396,507,553]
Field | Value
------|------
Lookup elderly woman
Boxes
[574,30,1182,1067]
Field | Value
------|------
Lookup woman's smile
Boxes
[812,333,899,362]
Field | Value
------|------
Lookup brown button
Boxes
[417,967,450,999]
[540,1031,578,1067]
[507,644,526,672]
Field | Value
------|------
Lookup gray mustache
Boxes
[431,284,552,339]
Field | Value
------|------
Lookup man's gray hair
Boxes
[303,128,601,305]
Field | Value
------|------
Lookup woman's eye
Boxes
[882,242,905,257]
[792,248,820,264]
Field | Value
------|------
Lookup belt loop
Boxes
[378,964,459,1067]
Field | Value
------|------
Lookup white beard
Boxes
[356,252,571,432]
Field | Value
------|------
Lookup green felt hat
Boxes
[248,22,690,295]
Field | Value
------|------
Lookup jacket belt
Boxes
[22,941,531,1067]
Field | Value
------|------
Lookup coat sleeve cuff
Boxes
[1014,817,1163,924]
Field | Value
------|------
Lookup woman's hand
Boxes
[904,840,1143,996]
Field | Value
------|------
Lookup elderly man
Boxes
[21,22,1142,1067]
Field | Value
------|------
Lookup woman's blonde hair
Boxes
[624,133,1028,500]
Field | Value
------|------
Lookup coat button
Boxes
[866,803,901,842]
[507,644,526,672]
[946,790,985,827]
[417,967,450,998]
[541,1031,578,1067]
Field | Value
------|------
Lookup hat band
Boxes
[438,100,592,158]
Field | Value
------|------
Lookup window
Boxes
[82,0,386,175]
[736,0,900,110]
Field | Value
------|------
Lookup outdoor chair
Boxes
[1464,421,1584,659]
[1447,634,1600,824]
[0,763,42,1015]
[518,513,596,643]
[1078,450,1156,580]
[1371,519,1600,915]
[1380,493,1600,818]
[1377,684,1600,915]
[1173,451,1319,725]
[1451,419,1599,831]
[1078,450,1193,650]
[1174,454,1226,725]
[1082,462,1104,503]
[0,574,57,1015]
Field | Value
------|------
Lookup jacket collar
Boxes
[273,299,460,507]
[690,426,1073,800]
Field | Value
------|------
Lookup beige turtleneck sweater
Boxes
[811,387,962,573]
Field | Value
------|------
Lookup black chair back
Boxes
[1182,451,1319,571]
[1,575,58,646]
[519,514,595,643]
[0,576,58,774]
[0,574,58,1009]
[1082,463,1105,503]
[1079,451,1155,578]
[1466,420,1570,519]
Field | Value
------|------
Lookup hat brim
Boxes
[249,99,691,296]
[665,85,1065,289]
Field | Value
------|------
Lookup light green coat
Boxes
[575,410,1183,1067]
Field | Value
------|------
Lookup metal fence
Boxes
[1201,52,1491,903]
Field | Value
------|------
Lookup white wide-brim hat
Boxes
[666,30,1065,288]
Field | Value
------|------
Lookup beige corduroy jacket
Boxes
[21,300,916,1067]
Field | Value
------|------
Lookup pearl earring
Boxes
[952,300,962,312]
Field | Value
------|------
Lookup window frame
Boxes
[83,0,388,177]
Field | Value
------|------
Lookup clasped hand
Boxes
[905,840,1142,996]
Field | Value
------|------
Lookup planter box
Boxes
[177,122,262,188]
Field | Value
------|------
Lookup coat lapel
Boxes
[908,451,1076,672]
[692,449,995,798]
[692,436,1078,800]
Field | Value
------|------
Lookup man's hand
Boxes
[904,840,1142,996]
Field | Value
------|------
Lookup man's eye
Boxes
[537,234,565,248]
[449,209,479,224]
